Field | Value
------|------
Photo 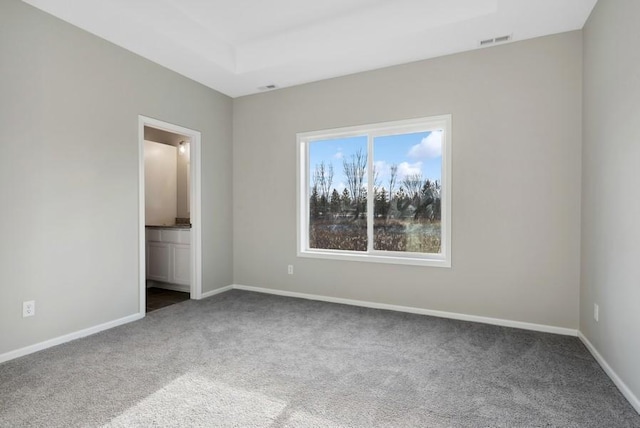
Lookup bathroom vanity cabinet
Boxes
[145,227,191,291]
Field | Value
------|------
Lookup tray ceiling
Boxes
[22,0,597,97]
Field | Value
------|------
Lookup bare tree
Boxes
[343,148,367,219]
[323,163,334,200]
[313,162,334,218]
[385,164,398,220]
[402,173,424,202]
[373,164,380,190]
[313,161,334,201]
[312,165,319,191]
[388,164,398,201]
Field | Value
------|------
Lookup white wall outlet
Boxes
[594,303,599,322]
[23,300,35,318]
[287,265,294,275]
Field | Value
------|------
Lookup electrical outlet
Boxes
[23,300,35,318]
[594,303,599,322]
[287,265,294,275]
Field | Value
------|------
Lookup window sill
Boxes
[298,249,451,268]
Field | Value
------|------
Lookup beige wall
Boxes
[144,141,178,226]
[233,31,583,329]
[0,0,233,355]
[581,0,640,404]
[176,142,190,219]
[143,127,190,219]
[2,0,637,406]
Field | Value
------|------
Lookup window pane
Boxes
[309,136,368,251]
[373,130,442,254]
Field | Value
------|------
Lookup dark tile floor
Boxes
[146,287,190,313]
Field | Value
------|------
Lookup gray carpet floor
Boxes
[1,289,638,427]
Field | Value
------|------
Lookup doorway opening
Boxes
[138,116,202,315]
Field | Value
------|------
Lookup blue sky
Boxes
[309,130,442,194]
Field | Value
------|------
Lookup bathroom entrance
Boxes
[138,116,202,314]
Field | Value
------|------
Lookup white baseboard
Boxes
[578,331,640,414]
[231,284,577,336]
[0,284,234,364]
[5,284,638,416]
[0,312,144,364]
[200,285,234,300]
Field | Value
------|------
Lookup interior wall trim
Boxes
[0,313,143,364]
[578,331,640,415]
[200,285,234,300]
[231,284,578,336]
[0,284,235,364]
[6,283,639,418]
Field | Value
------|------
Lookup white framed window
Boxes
[297,115,451,267]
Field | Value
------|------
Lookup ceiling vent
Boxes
[479,34,512,47]
[258,84,278,91]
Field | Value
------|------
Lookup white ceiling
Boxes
[22,0,597,98]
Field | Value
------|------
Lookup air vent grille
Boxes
[478,34,512,47]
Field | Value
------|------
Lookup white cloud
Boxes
[408,130,443,159]
[372,160,423,185]
[397,161,423,180]
[333,149,343,159]
[374,160,389,178]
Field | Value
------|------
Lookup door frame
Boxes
[138,115,203,315]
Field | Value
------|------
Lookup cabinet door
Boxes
[171,244,191,285]
[147,242,170,282]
